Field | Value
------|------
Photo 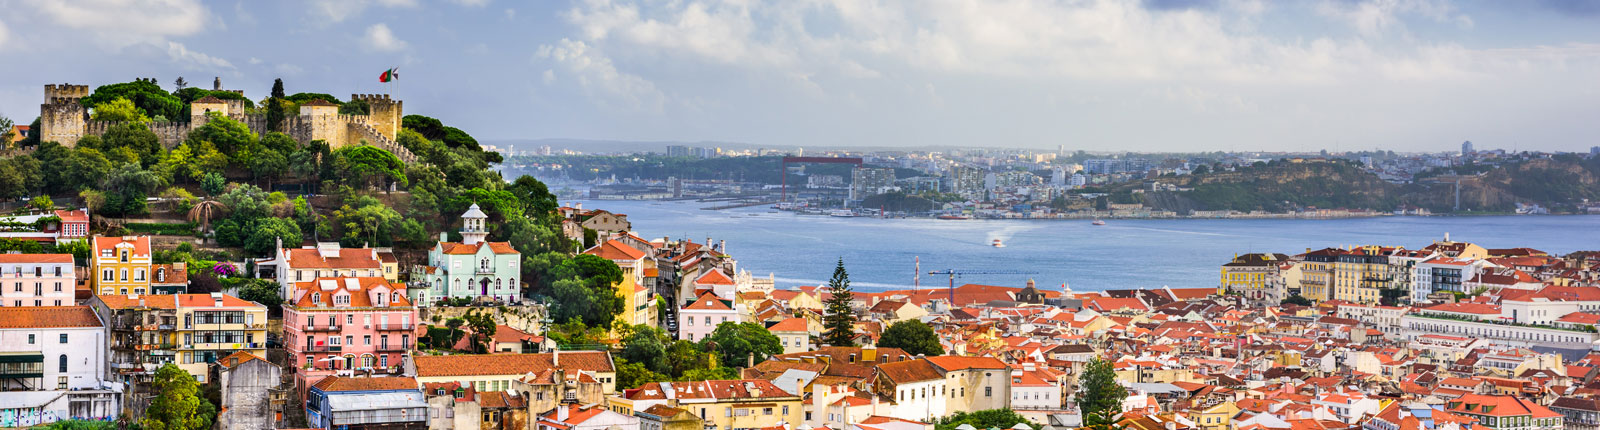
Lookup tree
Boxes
[244,217,301,255]
[173,77,188,91]
[27,195,53,212]
[186,113,258,161]
[879,320,944,356]
[266,79,286,132]
[0,116,12,148]
[141,363,216,430]
[821,258,857,347]
[101,123,163,166]
[678,367,739,381]
[81,80,184,120]
[1076,357,1128,424]
[91,97,151,124]
[620,324,670,374]
[78,190,106,214]
[664,339,714,378]
[251,148,289,188]
[614,357,670,390]
[333,145,408,190]
[44,420,115,430]
[99,162,168,216]
[188,200,229,232]
[935,410,1036,430]
[1281,295,1313,306]
[702,322,782,369]
[463,311,498,353]
[201,173,226,196]
[508,175,559,217]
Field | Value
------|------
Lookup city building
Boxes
[148,263,190,295]
[850,167,897,201]
[0,306,120,426]
[614,379,803,430]
[0,254,75,307]
[1331,246,1400,305]
[1442,394,1561,430]
[537,403,640,430]
[422,381,530,430]
[265,242,396,299]
[679,293,740,342]
[412,352,617,402]
[1219,253,1288,304]
[283,277,418,394]
[583,239,656,328]
[411,204,522,306]
[91,236,152,296]
[768,317,811,354]
[88,293,268,386]
[214,351,285,430]
[305,375,427,430]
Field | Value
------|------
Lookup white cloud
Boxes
[275,63,305,75]
[364,23,408,52]
[248,57,263,65]
[27,0,210,47]
[505,8,517,20]
[166,41,233,70]
[452,0,491,6]
[308,0,416,24]
[537,38,665,112]
[0,18,10,49]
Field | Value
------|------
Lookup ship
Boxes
[830,210,857,217]
[992,239,1005,247]
[937,215,970,220]
[1092,218,1106,226]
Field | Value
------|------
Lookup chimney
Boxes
[812,383,830,429]
[749,352,755,368]
[553,348,560,367]
[211,292,224,307]
[720,240,726,254]
[557,404,569,422]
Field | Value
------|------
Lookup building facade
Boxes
[283,277,418,394]
[91,236,152,296]
[411,204,522,306]
[0,254,75,307]
[0,306,120,427]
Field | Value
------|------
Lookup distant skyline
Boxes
[1,0,1597,152]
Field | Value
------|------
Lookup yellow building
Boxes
[1221,253,1288,302]
[1332,246,1402,305]
[92,236,153,295]
[583,240,659,330]
[1299,248,1342,302]
[1196,401,1239,430]
[90,293,269,383]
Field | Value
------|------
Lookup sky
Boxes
[1,0,1598,153]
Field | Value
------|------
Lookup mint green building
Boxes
[409,204,521,306]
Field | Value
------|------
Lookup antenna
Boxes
[914,257,920,291]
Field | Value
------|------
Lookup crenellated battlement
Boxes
[44,84,89,101]
[349,93,394,103]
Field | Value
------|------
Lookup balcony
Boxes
[376,344,410,352]
[304,345,343,353]
[302,325,341,332]
[475,267,496,275]
[376,324,414,331]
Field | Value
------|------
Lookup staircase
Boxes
[348,120,420,164]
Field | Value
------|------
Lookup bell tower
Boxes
[460,203,488,246]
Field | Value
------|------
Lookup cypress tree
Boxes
[266,78,286,131]
[821,258,857,347]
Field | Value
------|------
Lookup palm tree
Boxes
[188,200,229,232]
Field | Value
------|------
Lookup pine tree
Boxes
[821,258,857,347]
[1076,356,1128,427]
[266,78,286,132]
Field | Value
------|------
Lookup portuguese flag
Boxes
[378,68,399,83]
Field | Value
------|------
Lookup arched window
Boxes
[59,354,67,372]
[496,279,502,290]
[361,354,376,368]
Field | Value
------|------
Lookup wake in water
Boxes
[985,224,1039,245]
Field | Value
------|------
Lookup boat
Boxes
[992,239,1005,247]
[1092,219,1106,226]
[829,210,856,217]
[937,215,970,220]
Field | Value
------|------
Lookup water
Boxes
[578,200,1600,293]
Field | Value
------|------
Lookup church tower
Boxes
[460,203,488,246]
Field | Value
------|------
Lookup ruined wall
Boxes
[83,120,192,148]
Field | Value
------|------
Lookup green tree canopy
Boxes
[333,145,408,189]
[100,122,163,166]
[140,363,216,430]
[701,322,782,369]
[821,258,858,347]
[620,324,670,374]
[91,97,151,124]
[1077,356,1128,424]
[935,410,1036,430]
[82,80,184,120]
[879,320,944,357]
[615,357,671,390]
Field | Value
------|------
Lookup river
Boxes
[573,199,1600,293]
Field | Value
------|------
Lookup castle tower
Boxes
[39,84,89,146]
[350,93,403,141]
[460,203,488,246]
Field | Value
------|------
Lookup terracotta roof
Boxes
[583,240,644,261]
[768,318,808,332]
[1446,393,1561,418]
[683,293,734,311]
[96,293,262,309]
[438,241,519,255]
[0,306,101,328]
[925,355,1009,371]
[53,210,88,223]
[413,351,613,377]
[291,277,410,308]
[94,236,150,255]
[217,351,268,369]
[281,247,380,269]
[311,375,420,392]
[0,253,72,264]
[638,405,690,419]
[150,264,188,286]
[877,359,943,383]
[696,270,735,285]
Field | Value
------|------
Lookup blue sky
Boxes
[1,0,1597,152]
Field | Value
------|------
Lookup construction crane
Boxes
[926,269,1040,305]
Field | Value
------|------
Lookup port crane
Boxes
[926,269,1040,304]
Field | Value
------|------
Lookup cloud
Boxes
[166,42,234,70]
[452,0,492,6]
[505,8,517,20]
[0,18,10,49]
[27,0,210,47]
[364,23,408,52]
[536,38,665,112]
[308,0,416,24]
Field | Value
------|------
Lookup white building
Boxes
[1009,365,1060,411]
[678,293,741,342]
[874,359,947,422]
[927,356,1012,414]
[0,306,120,427]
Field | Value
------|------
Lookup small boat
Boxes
[992,239,1005,247]
[830,210,856,217]
[937,215,970,220]
[1092,219,1106,226]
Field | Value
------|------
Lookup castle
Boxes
[37,80,416,163]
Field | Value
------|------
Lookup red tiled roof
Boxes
[54,209,88,223]
[696,270,735,285]
[584,240,645,261]
[925,355,1008,371]
[291,277,410,308]
[96,293,263,309]
[413,351,614,377]
[684,293,734,311]
[0,253,72,264]
[439,241,519,255]
[150,264,188,286]
[1445,393,1561,418]
[0,306,101,328]
[768,317,808,332]
[94,236,149,255]
[311,375,419,392]
[217,351,268,369]
[281,248,380,269]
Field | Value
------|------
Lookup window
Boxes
[764,407,773,415]
[363,335,371,345]
[28,334,34,344]
[59,334,67,343]
[120,269,128,281]
[59,354,67,372]
[58,376,67,389]
[782,406,789,415]
[53,282,61,292]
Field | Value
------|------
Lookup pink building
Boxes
[282,277,417,393]
[0,254,76,307]
[52,209,90,240]
[677,292,741,342]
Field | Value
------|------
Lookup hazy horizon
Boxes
[2,1,1598,153]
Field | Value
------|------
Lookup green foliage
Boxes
[161,141,228,183]
[340,98,370,115]
[546,317,607,347]
[678,366,740,382]
[124,222,198,236]
[821,258,857,347]
[935,410,1036,430]
[620,324,670,373]
[91,97,151,124]
[82,80,184,120]
[100,122,163,167]
[236,278,282,306]
[141,363,216,430]
[879,320,944,356]
[243,217,302,255]
[403,115,481,152]
[266,79,286,132]
[28,195,53,212]
[1281,295,1313,306]
[423,325,465,350]
[701,322,783,369]
[44,419,115,430]
[286,92,342,105]
[0,155,44,200]
[328,195,404,248]
[615,357,671,389]
[463,310,498,353]
[333,145,408,189]
[173,87,254,116]
[1077,357,1128,422]
[186,113,258,161]
[861,192,937,212]
[508,175,560,217]
[99,162,169,217]
[664,339,715,377]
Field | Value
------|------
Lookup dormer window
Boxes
[120,250,128,263]
[311,294,321,305]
